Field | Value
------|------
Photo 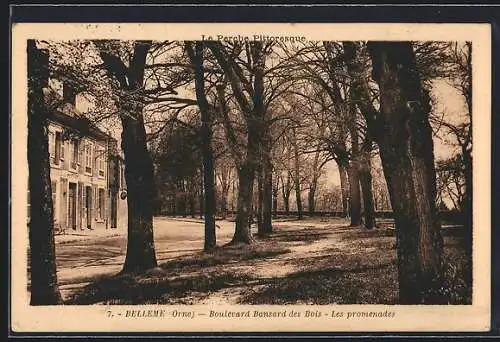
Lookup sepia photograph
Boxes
[11,23,491,332]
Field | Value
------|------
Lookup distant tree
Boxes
[151,116,202,218]
[435,155,466,212]
[208,41,292,241]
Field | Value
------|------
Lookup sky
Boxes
[56,40,469,190]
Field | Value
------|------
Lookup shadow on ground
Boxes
[66,243,290,305]
[65,221,472,305]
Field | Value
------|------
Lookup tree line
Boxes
[27,38,472,305]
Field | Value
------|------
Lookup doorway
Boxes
[68,183,77,230]
[85,185,92,229]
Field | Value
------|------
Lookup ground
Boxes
[50,217,471,305]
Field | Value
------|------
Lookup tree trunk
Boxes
[368,41,444,304]
[199,165,204,219]
[347,160,362,226]
[272,174,279,219]
[308,182,317,217]
[120,110,158,273]
[281,173,291,214]
[27,41,63,305]
[338,164,349,217]
[291,128,303,220]
[233,164,255,244]
[110,41,158,274]
[219,169,230,220]
[359,145,375,229]
[259,129,273,235]
[186,41,216,251]
[257,166,264,235]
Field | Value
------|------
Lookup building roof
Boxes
[48,110,115,143]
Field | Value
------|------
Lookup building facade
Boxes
[28,106,128,234]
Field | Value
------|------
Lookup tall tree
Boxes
[27,40,63,305]
[367,41,444,304]
[342,41,384,228]
[185,41,217,251]
[97,41,158,273]
[208,41,270,243]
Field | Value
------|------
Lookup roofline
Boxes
[47,110,116,143]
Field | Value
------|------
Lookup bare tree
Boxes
[185,41,217,251]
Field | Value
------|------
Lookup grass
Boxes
[63,219,472,305]
[66,243,290,305]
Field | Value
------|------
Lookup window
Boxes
[51,181,57,211]
[98,188,105,220]
[49,132,55,164]
[54,132,63,165]
[71,140,79,170]
[85,143,92,174]
[98,147,105,177]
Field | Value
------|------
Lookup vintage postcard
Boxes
[11,22,491,333]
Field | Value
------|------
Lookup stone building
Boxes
[27,83,128,234]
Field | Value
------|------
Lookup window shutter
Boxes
[79,142,84,173]
[82,186,87,228]
[92,145,98,177]
[104,189,108,221]
[77,182,83,229]
[92,184,98,223]
[60,178,68,229]
[61,139,65,160]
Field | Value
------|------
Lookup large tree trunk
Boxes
[186,41,216,251]
[368,41,444,304]
[27,41,62,305]
[233,164,256,244]
[101,41,158,274]
[359,144,375,229]
[338,164,349,216]
[347,160,362,226]
[120,110,158,273]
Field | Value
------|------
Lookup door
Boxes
[68,183,77,230]
[85,186,92,229]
